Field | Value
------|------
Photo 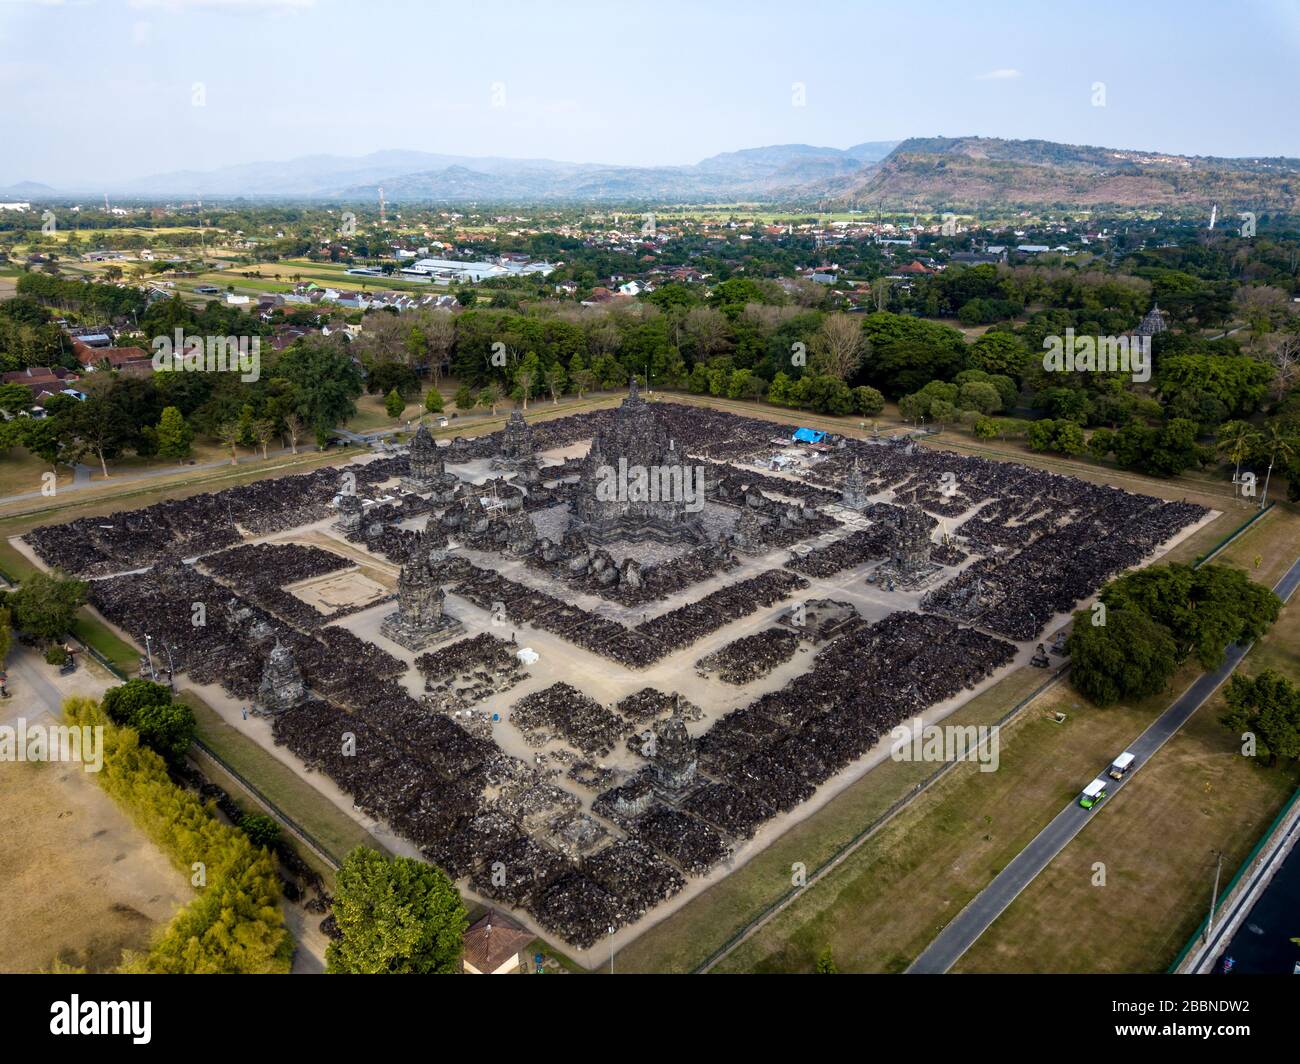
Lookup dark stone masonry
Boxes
[24,389,1209,951]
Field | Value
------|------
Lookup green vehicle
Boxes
[1078,779,1108,809]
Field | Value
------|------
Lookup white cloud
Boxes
[976,68,1022,81]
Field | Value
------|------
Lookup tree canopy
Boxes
[326,848,468,974]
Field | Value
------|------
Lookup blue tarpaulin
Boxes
[792,427,826,444]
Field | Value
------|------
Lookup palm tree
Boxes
[1216,420,1261,493]
[1258,422,1297,508]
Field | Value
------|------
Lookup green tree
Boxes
[1257,421,1297,507]
[423,388,444,414]
[1215,420,1260,487]
[476,383,501,416]
[68,393,132,478]
[0,382,33,416]
[102,679,173,725]
[384,388,404,419]
[9,570,86,642]
[1088,426,1117,462]
[155,406,193,462]
[1067,608,1179,707]
[276,337,363,446]
[102,678,196,764]
[131,698,197,764]
[957,381,1002,416]
[326,848,468,974]
[851,385,885,416]
[544,364,567,404]
[815,947,838,974]
[1102,563,1280,669]
[968,331,1029,379]
[239,813,282,849]
[1221,670,1300,766]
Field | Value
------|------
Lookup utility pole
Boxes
[1204,849,1224,943]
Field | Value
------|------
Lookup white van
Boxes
[1107,752,1136,781]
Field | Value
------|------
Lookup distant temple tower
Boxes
[493,410,535,471]
[257,639,307,713]
[402,422,459,499]
[1134,303,1168,338]
[890,499,934,573]
[335,489,363,533]
[841,457,870,510]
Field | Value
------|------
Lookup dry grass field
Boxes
[0,758,191,972]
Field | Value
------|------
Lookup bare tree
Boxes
[872,276,894,312]
[811,313,865,381]
[283,413,304,454]
[216,420,241,466]
[252,418,275,459]
[418,307,455,385]
[1264,334,1300,399]
[683,306,730,359]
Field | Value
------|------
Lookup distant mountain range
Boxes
[7,137,1299,209]
[826,137,1300,211]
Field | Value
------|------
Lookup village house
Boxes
[72,340,153,377]
[462,911,534,975]
[2,366,84,409]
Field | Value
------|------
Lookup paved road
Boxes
[908,557,1300,974]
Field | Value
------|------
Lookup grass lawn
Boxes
[0,450,71,499]
[69,615,139,677]
[179,689,385,871]
[710,656,1236,974]
[709,506,1300,974]
[955,521,1300,973]
[0,444,359,527]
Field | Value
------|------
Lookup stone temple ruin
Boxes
[571,380,708,546]
[380,527,465,650]
[402,422,460,500]
[28,387,1213,955]
[256,638,307,713]
[841,457,870,511]
[492,409,537,474]
[869,497,943,590]
[650,701,698,801]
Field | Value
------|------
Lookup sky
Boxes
[1,0,1297,187]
